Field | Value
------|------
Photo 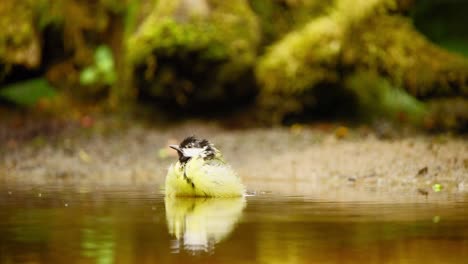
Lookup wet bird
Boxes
[165,136,245,197]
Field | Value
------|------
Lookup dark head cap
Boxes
[169,136,216,163]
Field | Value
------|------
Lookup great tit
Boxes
[165,136,245,197]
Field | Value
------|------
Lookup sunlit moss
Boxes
[255,0,468,124]
[255,0,408,97]
[249,0,331,46]
[128,0,259,65]
[0,0,124,80]
[0,0,41,69]
[342,15,468,98]
[128,18,226,64]
[127,0,260,107]
[256,16,342,95]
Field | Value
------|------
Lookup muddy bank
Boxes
[1,120,467,201]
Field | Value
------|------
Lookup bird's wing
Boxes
[188,160,244,197]
[202,164,244,197]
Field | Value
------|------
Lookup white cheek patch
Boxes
[182,147,206,158]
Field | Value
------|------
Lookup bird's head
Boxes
[170,136,217,164]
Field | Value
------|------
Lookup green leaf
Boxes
[80,67,98,85]
[432,183,442,192]
[95,45,115,73]
[0,78,56,106]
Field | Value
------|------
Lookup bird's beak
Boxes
[169,145,182,153]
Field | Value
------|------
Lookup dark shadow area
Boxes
[412,0,468,57]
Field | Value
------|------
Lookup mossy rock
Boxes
[254,15,344,123]
[256,16,342,95]
[255,0,428,96]
[0,0,42,70]
[248,0,331,47]
[255,0,468,125]
[342,15,468,98]
[127,0,260,108]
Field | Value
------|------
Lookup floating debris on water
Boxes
[432,184,442,192]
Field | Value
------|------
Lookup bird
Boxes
[165,136,245,197]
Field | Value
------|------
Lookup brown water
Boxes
[1,185,468,264]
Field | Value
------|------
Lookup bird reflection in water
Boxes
[165,196,246,254]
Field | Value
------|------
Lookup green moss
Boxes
[249,0,330,46]
[0,0,67,66]
[128,0,258,65]
[344,71,427,124]
[342,15,468,98]
[128,18,227,64]
[0,0,40,68]
[255,0,468,125]
[255,0,404,96]
[127,0,260,107]
[256,16,342,95]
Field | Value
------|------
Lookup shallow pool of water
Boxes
[1,185,468,263]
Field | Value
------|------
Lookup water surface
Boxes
[1,185,468,263]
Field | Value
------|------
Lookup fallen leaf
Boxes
[432,183,442,192]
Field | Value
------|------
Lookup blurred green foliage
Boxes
[0,0,467,130]
[0,78,56,106]
[80,45,116,86]
[345,71,427,124]
[249,0,329,46]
